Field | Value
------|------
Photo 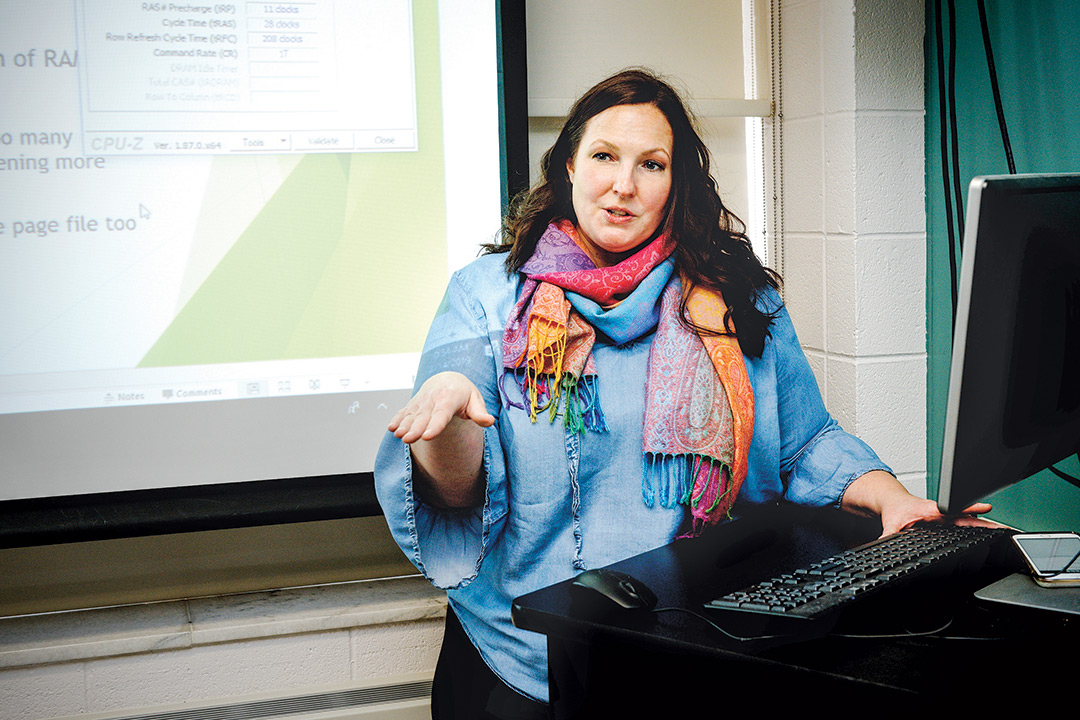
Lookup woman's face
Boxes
[566,103,673,267]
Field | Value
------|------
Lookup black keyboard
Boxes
[704,523,1012,624]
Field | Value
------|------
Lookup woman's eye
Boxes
[592,152,612,161]
[643,160,666,171]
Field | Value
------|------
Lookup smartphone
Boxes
[1011,532,1080,587]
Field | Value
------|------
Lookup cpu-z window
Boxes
[76,0,417,155]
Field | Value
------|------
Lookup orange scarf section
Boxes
[515,284,597,423]
[686,286,755,514]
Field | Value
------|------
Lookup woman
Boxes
[375,69,988,718]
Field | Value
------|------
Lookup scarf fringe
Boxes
[562,374,607,433]
[643,453,735,530]
[502,371,608,433]
[525,317,567,423]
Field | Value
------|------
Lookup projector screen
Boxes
[0,0,527,537]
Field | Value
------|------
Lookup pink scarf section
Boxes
[524,221,676,305]
[502,222,754,533]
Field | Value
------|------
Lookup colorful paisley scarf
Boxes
[502,221,754,534]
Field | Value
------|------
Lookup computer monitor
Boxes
[938,173,1080,514]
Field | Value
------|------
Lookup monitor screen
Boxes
[938,173,1080,513]
[0,0,527,539]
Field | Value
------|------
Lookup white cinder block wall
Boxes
[0,578,447,720]
[780,0,928,496]
[1,2,930,718]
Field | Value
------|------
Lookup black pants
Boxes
[431,606,552,720]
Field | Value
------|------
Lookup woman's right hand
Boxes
[388,372,494,508]
[388,371,495,443]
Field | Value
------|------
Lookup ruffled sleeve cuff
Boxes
[375,423,508,590]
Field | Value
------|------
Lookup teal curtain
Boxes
[925,0,1080,530]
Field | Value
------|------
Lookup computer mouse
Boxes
[569,568,658,613]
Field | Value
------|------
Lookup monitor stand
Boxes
[976,573,1080,616]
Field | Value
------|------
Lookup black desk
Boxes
[512,505,1078,715]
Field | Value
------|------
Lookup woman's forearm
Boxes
[410,415,486,509]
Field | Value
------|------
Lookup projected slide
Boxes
[0,0,461,415]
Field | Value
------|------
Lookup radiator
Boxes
[54,674,433,720]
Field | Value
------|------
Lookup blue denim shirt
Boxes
[374,253,890,702]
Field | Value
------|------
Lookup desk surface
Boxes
[513,505,1077,714]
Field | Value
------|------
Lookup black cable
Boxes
[976,0,1017,174]
[947,0,965,247]
[652,606,784,642]
[1047,461,1080,488]
[661,606,982,643]
[1040,543,1080,578]
[936,0,959,319]
[830,616,956,640]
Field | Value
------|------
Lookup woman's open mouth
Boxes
[604,207,635,220]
